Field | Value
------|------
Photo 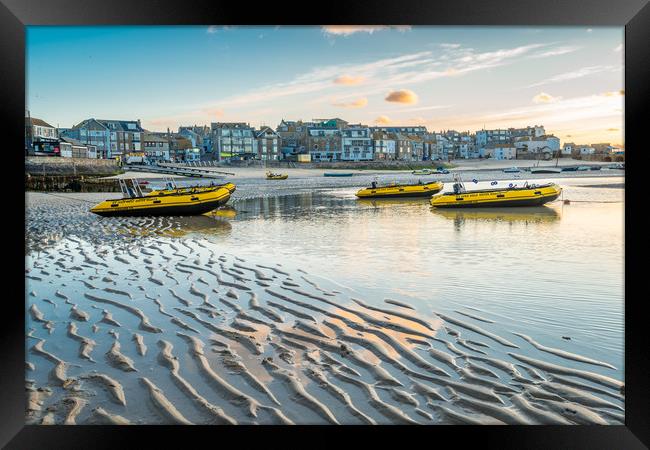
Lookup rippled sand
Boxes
[25,191,624,425]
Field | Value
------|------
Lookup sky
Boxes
[26,26,624,146]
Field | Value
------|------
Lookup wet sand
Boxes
[24,180,624,425]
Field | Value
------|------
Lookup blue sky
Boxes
[27,26,624,145]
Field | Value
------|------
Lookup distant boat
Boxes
[266,171,288,180]
[324,172,353,177]
[530,149,562,174]
[577,166,590,171]
[561,166,578,172]
[435,167,450,174]
[608,163,625,170]
[503,167,520,173]
[412,169,434,175]
[530,167,562,174]
[590,166,602,171]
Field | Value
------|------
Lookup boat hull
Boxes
[90,187,232,217]
[430,184,561,208]
[530,168,562,174]
[356,182,443,199]
[266,175,288,180]
[324,173,353,177]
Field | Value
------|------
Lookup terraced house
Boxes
[308,122,343,162]
[211,122,256,160]
[63,118,143,159]
[341,125,373,161]
[255,126,281,161]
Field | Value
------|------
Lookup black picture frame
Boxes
[2,0,648,447]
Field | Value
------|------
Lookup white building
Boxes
[482,144,517,160]
[514,135,560,154]
[562,142,575,156]
[341,126,373,161]
[577,145,595,155]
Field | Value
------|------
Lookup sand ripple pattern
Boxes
[25,218,623,424]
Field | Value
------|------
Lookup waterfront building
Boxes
[372,132,397,160]
[577,145,596,155]
[25,117,59,155]
[475,128,512,147]
[341,125,373,161]
[184,148,202,162]
[97,119,144,158]
[255,126,281,161]
[421,134,437,160]
[58,136,97,159]
[308,123,341,162]
[409,135,425,160]
[143,133,171,162]
[169,135,193,161]
[179,125,213,155]
[513,135,560,157]
[276,120,309,159]
[64,118,143,159]
[481,143,517,160]
[394,133,414,160]
[211,122,256,160]
[591,143,614,154]
[562,142,575,156]
[61,118,110,159]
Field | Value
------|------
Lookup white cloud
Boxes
[526,65,619,88]
[321,26,411,36]
[532,92,562,103]
[332,97,368,108]
[528,46,581,59]
[614,44,623,52]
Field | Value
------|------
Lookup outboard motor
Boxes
[453,183,462,194]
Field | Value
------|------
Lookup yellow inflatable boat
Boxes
[430,177,561,208]
[266,171,288,180]
[90,179,233,217]
[356,180,443,198]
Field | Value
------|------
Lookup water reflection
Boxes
[431,206,561,224]
[111,215,232,238]
[356,198,430,208]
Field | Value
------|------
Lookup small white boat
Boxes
[503,167,521,173]
[530,166,562,174]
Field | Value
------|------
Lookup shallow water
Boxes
[24,176,624,425]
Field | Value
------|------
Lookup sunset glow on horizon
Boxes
[27,26,624,146]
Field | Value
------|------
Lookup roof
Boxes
[59,136,85,146]
[26,117,55,128]
[143,133,169,143]
[255,126,279,138]
[96,119,144,132]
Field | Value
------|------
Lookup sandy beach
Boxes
[25,175,625,425]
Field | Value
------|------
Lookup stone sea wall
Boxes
[25,157,123,177]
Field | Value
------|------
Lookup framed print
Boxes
[2,0,648,447]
